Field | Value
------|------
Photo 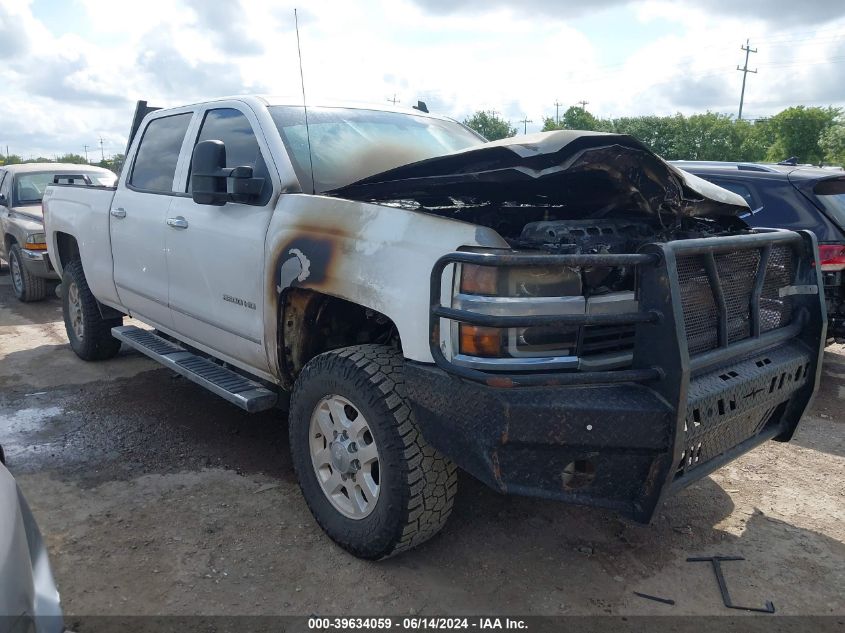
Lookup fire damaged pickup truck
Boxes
[43,97,825,559]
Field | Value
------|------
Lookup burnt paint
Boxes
[274,235,336,290]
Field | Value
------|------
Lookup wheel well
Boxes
[55,232,80,270]
[279,288,400,388]
[4,233,16,253]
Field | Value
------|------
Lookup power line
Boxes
[553,99,563,124]
[576,100,589,110]
[83,144,90,163]
[737,38,758,121]
[99,137,105,162]
[387,93,400,105]
[519,116,533,134]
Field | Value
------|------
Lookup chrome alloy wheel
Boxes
[309,394,380,519]
[67,280,84,340]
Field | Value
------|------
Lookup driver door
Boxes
[165,103,278,373]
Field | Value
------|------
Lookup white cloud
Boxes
[1,0,844,159]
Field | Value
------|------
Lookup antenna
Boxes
[294,8,316,194]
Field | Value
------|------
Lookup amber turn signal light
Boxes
[459,324,504,357]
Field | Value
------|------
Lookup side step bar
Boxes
[111,325,278,413]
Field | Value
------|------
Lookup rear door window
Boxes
[702,174,842,240]
[814,178,845,230]
[707,178,759,211]
[187,108,271,205]
[741,177,841,240]
[129,113,193,193]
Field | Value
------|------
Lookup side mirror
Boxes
[190,140,265,206]
[191,140,228,206]
[0,193,7,207]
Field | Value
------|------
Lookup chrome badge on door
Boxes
[223,294,256,310]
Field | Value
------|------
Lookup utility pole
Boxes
[736,39,758,121]
[576,100,589,110]
[83,145,89,163]
[519,117,533,134]
[387,93,400,105]
[99,137,105,162]
[554,99,563,124]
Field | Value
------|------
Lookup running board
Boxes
[111,325,278,413]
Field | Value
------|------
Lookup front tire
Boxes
[289,344,457,559]
[62,260,123,361]
[9,244,47,302]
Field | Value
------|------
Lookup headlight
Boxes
[25,233,48,250]
[459,263,581,298]
[455,263,582,360]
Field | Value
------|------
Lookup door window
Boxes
[188,108,271,204]
[709,179,758,210]
[129,112,193,193]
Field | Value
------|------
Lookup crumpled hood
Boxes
[327,130,749,218]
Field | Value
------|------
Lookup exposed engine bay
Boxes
[387,202,748,297]
[328,131,752,303]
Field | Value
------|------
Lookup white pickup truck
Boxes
[43,96,825,559]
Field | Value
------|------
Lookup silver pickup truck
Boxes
[43,97,826,559]
[0,163,116,302]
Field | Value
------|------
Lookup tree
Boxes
[542,106,612,132]
[764,106,840,164]
[820,124,845,167]
[0,154,22,165]
[737,119,774,163]
[682,112,745,161]
[463,110,517,141]
[611,115,683,158]
[98,153,125,175]
[56,153,89,165]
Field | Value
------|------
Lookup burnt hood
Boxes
[326,130,749,219]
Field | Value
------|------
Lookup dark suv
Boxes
[676,161,845,341]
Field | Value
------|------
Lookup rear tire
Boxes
[62,259,123,361]
[9,244,47,302]
[289,344,457,559]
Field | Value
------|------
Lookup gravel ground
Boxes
[1,271,843,618]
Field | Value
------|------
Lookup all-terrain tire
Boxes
[62,259,123,361]
[289,344,458,559]
[9,244,47,302]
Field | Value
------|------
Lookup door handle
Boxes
[110,207,126,218]
[166,216,189,229]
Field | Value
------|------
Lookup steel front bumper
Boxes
[411,229,826,522]
[407,338,814,521]
[19,249,59,280]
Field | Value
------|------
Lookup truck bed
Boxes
[42,183,119,306]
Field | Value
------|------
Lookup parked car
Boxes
[43,97,825,559]
[0,163,117,302]
[675,161,845,341]
[0,445,64,633]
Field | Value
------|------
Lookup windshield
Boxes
[269,106,484,193]
[13,171,116,205]
[814,178,845,228]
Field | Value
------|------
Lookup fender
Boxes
[262,193,508,378]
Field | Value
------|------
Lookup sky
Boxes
[1,0,844,159]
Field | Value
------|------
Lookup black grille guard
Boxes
[423,227,825,521]
[429,228,826,388]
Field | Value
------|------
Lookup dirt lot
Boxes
[1,270,843,618]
